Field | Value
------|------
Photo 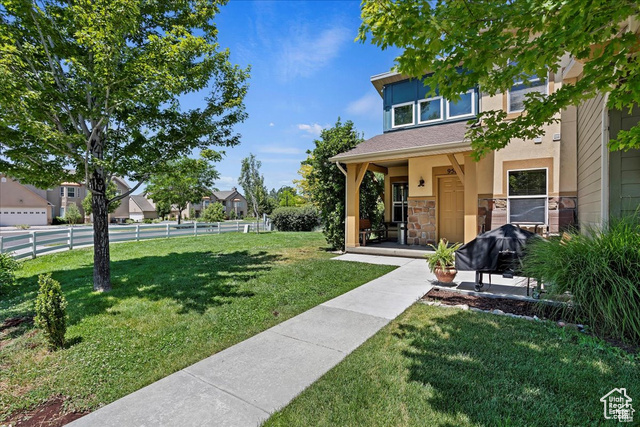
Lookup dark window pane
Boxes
[509,170,546,196]
[509,79,546,112]
[393,104,413,126]
[509,198,546,223]
[393,205,407,223]
[448,92,473,117]
[392,183,408,202]
[420,98,441,122]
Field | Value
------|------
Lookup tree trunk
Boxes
[90,169,111,292]
[177,209,182,224]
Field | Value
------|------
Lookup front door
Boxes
[438,176,465,243]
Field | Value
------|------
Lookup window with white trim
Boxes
[391,102,414,128]
[508,74,547,113]
[418,97,443,124]
[391,183,408,223]
[508,169,547,224]
[60,187,65,197]
[67,187,76,198]
[446,90,475,119]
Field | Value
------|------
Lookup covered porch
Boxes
[331,122,483,252]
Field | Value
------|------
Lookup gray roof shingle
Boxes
[130,195,156,212]
[331,121,469,161]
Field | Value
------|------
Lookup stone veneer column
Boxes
[407,199,436,246]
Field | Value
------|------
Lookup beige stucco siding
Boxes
[576,94,605,227]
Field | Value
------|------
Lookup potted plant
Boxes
[425,239,462,283]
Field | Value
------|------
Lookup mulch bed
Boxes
[6,398,88,427]
[422,288,640,354]
[422,288,556,318]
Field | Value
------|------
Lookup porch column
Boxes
[463,153,478,243]
[345,162,368,248]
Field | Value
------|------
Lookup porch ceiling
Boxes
[330,121,470,164]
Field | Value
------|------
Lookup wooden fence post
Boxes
[166,223,170,238]
[0,236,3,254]
[217,222,221,234]
[136,224,140,241]
[69,227,74,250]
[194,221,197,236]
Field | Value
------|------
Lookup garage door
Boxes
[0,207,48,226]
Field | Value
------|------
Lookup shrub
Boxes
[142,218,153,224]
[125,218,135,224]
[0,252,20,291]
[15,224,30,230]
[201,203,225,223]
[271,206,319,232]
[64,202,82,225]
[52,216,68,225]
[523,216,640,344]
[34,274,68,350]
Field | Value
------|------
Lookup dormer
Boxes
[371,71,479,132]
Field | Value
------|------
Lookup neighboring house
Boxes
[171,187,248,220]
[210,187,247,218]
[129,195,158,221]
[0,175,53,226]
[108,176,132,224]
[0,175,132,225]
[332,65,579,249]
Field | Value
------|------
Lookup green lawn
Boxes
[0,232,395,420]
[267,303,640,427]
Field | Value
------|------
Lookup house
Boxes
[332,66,579,249]
[210,187,247,218]
[0,174,132,226]
[129,194,158,222]
[0,175,53,226]
[170,187,247,220]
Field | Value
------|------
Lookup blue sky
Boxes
[188,0,401,192]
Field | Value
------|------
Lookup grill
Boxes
[455,224,542,294]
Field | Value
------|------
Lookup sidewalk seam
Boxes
[181,369,271,415]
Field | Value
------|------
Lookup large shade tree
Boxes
[359,0,640,157]
[0,0,249,291]
[304,119,383,250]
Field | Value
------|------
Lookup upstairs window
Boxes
[508,74,547,113]
[446,90,475,119]
[418,97,443,124]
[508,169,547,224]
[392,102,414,128]
[60,187,65,197]
[67,187,76,198]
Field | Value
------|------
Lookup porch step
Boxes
[347,246,433,259]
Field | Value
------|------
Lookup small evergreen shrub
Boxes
[0,252,20,291]
[34,274,68,350]
[142,218,153,224]
[271,206,319,232]
[523,216,640,344]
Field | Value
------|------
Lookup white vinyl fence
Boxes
[0,218,271,260]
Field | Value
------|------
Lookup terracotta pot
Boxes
[434,267,457,283]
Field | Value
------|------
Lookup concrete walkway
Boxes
[68,254,432,427]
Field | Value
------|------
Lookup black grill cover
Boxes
[455,224,540,272]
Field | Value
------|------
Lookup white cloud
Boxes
[269,122,275,127]
[297,123,324,136]
[259,145,304,155]
[216,176,237,188]
[346,92,381,120]
[278,26,350,81]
